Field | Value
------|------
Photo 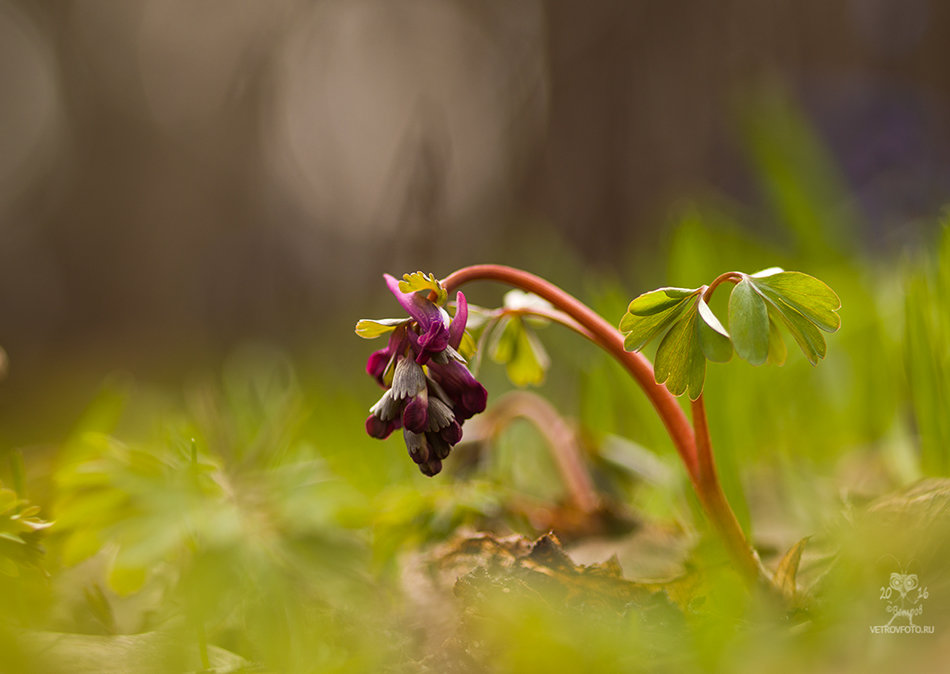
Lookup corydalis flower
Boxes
[357,273,487,476]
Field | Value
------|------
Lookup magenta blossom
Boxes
[358,274,487,476]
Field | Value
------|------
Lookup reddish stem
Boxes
[478,391,600,514]
[691,395,763,580]
[703,271,742,302]
[442,264,763,582]
[442,265,699,479]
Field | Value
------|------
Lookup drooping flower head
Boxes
[357,272,487,476]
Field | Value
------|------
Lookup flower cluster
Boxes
[360,274,487,476]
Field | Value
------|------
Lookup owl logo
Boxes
[881,570,928,626]
[889,572,919,600]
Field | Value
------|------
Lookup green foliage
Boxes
[0,481,52,577]
[619,287,731,400]
[730,269,841,367]
[904,222,950,475]
[651,299,707,400]
[470,290,552,388]
[728,278,771,365]
[619,287,698,352]
[488,316,550,387]
[48,354,395,670]
[620,269,840,398]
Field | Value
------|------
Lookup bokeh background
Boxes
[3,0,950,439]
[2,2,950,672]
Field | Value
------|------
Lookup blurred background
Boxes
[2,0,950,441]
[2,2,950,671]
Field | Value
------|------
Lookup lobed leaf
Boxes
[620,268,839,398]
[624,287,698,316]
[619,288,699,352]
[653,307,706,400]
[752,271,841,332]
[488,316,549,387]
[768,297,826,365]
[765,309,787,366]
[398,271,448,306]
[507,325,550,387]
[697,297,732,363]
[488,316,516,364]
[728,270,839,366]
[728,279,770,365]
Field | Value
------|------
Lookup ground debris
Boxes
[411,531,691,673]
[427,531,696,615]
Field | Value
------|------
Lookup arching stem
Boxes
[475,390,600,515]
[703,271,743,302]
[443,265,699,479]
[442,264,764,582]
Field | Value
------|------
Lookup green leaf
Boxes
[750,266,785,278]
[728,279,770,365]
[624,287,698,316]
[458,330,478,360]
[398,271,447,305]
[489,316,549,387]
[654,307,706,400]
[488,316,516,364]
[765,308,787,366]
[769,298,826,365]
[506,325,550,387]
[752,271,841,332]
[354,317,408,339]
[502,289,553,313]
[619,289,698,352]
[729,269,840,366]
[697,297,732,362]
[773,537,809,600]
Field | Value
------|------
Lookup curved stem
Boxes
[442,265,699,479]
[442,264,764,583]
[703,271,742,303]
[478,390,600,514]
[496,306,592,339]
[691,395,763,581]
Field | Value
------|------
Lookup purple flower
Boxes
[359,274,487,476]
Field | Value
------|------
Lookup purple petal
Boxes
[427,432,452,460]
[366,349,391,387]
[440,420,463,446]
[402,390,429,434]
[365,326,408,386]
[385,274,448,334]
[419,458,442,476]
[365,414,399,439]
[427,360,487,421]
[448,291,468,349]
[403,429,429,464]
[412,320,449,363]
